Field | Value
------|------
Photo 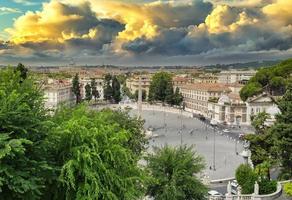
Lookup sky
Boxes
[0,0,292,66]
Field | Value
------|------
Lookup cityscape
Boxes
[0,0,292,200]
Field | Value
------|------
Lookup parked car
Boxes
[223,129,230,133]
[208,190,223,197]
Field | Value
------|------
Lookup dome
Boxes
[218,95,231,105]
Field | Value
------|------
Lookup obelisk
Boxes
[137,75,142,118]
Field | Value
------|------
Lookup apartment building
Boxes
[194,73,218,83]
[181,83,231,116]
[44,79,75,109]
[172,76,193,89]
[218,70,256,84]
[207,93,248,126]
[126,74,152,95]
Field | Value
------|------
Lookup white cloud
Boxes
[13,0,39,6]
[0,7,21,15]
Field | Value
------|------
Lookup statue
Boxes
[227,181,232,195]
[254,181,259,195]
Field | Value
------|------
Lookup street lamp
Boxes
[210,119,217,171]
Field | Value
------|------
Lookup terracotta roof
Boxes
[181,83,231,92]
[172,77,192,82]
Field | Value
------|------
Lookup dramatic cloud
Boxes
[1,0,292,65]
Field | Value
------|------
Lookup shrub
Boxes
[284,183,292,197]
[258,178,277,195]
[236,164,257,194]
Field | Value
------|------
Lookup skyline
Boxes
[0,0,292,66]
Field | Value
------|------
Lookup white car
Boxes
[208,190,223,197]
[223,129,230,133]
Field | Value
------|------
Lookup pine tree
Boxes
[165,81,174,105]
[72,73,81,104]
[85,83,92,102]
[103,74,113,101]
[173,87,183,106]
[15,63,28,82]
[270,85,292,179]
[112,75,121,103]
[91,78,100,102]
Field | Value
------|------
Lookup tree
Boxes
[91,78,100,102]
[112,75,121,103]
[270,85,292,179]
[72,73,81,104]
[240,82,263,101]
[146,145,207,200]
[134,89,147,101]
[240,59,292,101]
[85,83,92,102]
[251,112,271,135]
[165,81,174,105]
[44,106,147,199]
[148,72,173,102]
[173,87,184,106]
[235,164,257,194]
[103,73,113,101]
[15,63,28,81]
[0,68,49,199]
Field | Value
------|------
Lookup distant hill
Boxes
[203,60,281,70]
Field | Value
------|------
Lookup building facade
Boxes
[181,83,231,116]
[126,74,152,96]
[44,79,75,109]
[218,70,256,84]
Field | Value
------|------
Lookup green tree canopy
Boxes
[146,145,207,200]
[44,106,147,200]
[240,59,292,101]
[0,68,49,199]
[112,75,121,103]
[269,85,292,179]
[148,72,173,102]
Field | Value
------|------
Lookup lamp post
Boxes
[210,119,217,171]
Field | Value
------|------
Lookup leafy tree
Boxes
[146,145,207,200]
[15,63,28,81]
[103,74,113,101]
[236,164,257,194]
[91,78,99,102]
[173,87,184,106]
[165,81,174,105]
[0,68,49,199]
[134,89,147,101]
[270,85,292,179]
[84,83,92,102]
[44,106,147,199]
[112,75,121,103]
[72,73,81,104]
[148,72,173,102]
[251,112,271,135]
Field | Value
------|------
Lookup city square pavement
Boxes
[130,109,245,180]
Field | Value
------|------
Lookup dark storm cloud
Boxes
[148,0,213,28]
